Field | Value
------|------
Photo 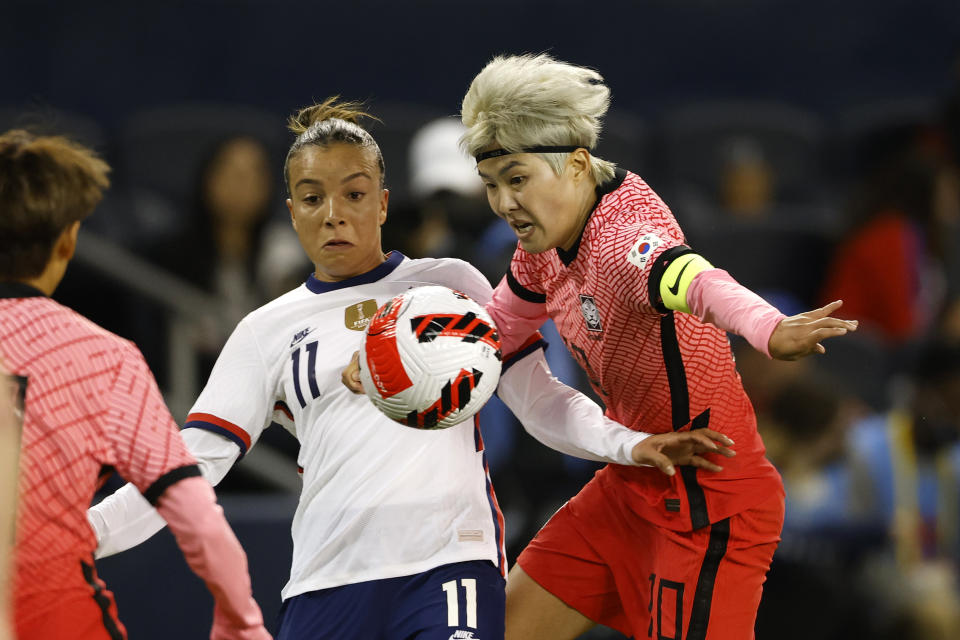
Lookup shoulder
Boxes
[40,299,135,360]
[397,256,493,299]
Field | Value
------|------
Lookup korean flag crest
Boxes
[627,233,662,270]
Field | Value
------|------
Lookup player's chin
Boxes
[518,237,553,254]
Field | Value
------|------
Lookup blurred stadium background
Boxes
[4,0,960,637]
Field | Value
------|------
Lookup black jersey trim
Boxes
[81,559,125,640]
[681,409,712,530]
[0,282,46,299]
[685,517,730,640]
[506,269,546,304]
[659,312,711,529]
[142,464,203,506]
[555,168,627,266]
[305,251,405,294]
[660,313,690,431]
[648,245,694,313]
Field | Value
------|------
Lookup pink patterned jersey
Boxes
[487,170,782,531]
[0,285,197,622]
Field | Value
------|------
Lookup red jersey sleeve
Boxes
[100,341,197,494]
[485,247,552,357]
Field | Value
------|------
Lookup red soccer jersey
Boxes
[0,283,197,633]
[488,169,782,531]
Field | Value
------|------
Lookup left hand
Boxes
[768,300,858,361]
[341,351,364,394]
[631,429,736,476]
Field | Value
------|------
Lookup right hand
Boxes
[631,429,736,476]
[341,351,364,394]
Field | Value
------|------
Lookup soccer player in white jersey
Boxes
[89,98,733,640]
[457,54,859,640]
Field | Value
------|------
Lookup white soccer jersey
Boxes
[186,252,505,599]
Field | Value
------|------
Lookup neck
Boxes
[560,178,599,252]
[22,262,66,296]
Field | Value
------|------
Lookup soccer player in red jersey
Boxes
[0,130,270,640]
[459,54,859,640]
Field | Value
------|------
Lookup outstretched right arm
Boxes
[88,428,240,557]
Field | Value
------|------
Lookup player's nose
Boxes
[496,189,519,216]
[322,200,346,225]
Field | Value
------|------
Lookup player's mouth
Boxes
[511,221,535,239]
[323,239,353,251]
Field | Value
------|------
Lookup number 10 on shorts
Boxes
[442,578,477,628]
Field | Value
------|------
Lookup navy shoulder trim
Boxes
[306,251,405,294]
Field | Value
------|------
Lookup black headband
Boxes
[474,145,587,163]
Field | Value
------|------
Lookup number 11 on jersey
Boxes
[442,578,477,628]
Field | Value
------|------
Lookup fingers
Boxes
[805,316,858,331]
[699,429,735,447]
[651,453,676,477]
[341,351,366,394]
[806,299,844,319]
[687,455,724,473]
[688,431,736,458]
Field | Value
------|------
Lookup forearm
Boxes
[687,269,785,357]
[497,350,648,464]
[89,428,240,558]
[156,476,267,639]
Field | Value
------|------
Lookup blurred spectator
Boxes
[820,154,955,348]
[841,340,960,639]
[763,376,869,531]
[401,117,489,260]
[143,134,308,375]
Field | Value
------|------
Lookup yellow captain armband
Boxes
[659,253,713,314]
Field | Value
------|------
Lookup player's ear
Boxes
[567,148,591,183]
[57,221,81,261]
[378,188,389,226]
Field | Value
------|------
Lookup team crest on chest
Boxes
[345,299,379,331]
[578,294,603,332]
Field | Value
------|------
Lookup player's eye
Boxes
[347,191,365,201]
[483,182,496,191]
[509,175,525,186]
[303,194,321,205]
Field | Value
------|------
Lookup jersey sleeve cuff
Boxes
[501,332,547,375]
[184,413,251,457]
[142,464,202,506]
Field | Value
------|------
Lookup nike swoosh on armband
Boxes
[667,258,694,296]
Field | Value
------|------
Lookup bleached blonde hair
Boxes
[460,53,616,183]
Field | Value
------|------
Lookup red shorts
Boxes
[517,471,784,640]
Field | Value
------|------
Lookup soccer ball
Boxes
[358,286,502,429]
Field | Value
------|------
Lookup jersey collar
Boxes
[556,167,628,267]
[0,281,47,299]
[305,251,406,294]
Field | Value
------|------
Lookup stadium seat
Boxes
[831,96,940,180]
[685,217,836,309]
[653,100,828,206]
[594,108,647,175]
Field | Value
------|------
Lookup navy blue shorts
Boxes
[276,560,505,640]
